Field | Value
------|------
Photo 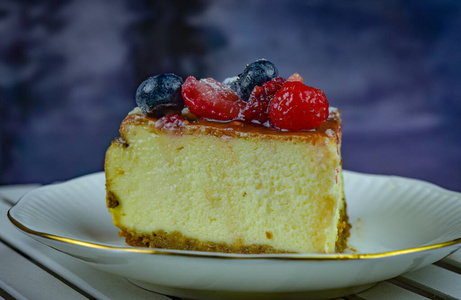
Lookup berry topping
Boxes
[155,114,186,129]
[240,77,286,124]
[222,76,239,93]
[236,59,278,101]
[263,77,287,94]
[269,81,329,131]
[287,73,304,83]
[135,60,330,131]
[136,74,184,117]
[182,77,245,121]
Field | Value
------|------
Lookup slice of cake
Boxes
[105,59,350,254]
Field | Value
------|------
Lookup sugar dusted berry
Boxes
[155,114,186,129]
[136,74,184,117]
[240,77,286,124]
[240,86,266,123]
[263,77,286,95]
[237,59,278,101]
[269,81,329,131]
[182,77,245,121]
[222,76,239,93]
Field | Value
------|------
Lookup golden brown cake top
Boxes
[119,107,341,143]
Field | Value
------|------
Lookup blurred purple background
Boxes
[1,0,460,191]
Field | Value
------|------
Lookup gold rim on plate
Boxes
[7,208,461,261]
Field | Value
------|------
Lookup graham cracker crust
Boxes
[118,207,351,254]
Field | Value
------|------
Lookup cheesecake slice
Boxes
[105,107,349,254]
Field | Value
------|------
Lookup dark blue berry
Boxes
[222,76,239,93]
[135,73,184,117]
[236,59,278,101]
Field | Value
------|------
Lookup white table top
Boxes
[1,185,460,300]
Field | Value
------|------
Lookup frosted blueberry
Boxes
[135,74,184,117]
[237,59,278,101]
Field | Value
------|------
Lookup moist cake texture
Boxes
[105,59,350,254]
[105,108,349,253]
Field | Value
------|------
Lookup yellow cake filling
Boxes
[105,111,348,253]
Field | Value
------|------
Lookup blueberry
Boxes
[236,59,278,101]
[222,76,239,93]
[135,73,184,117]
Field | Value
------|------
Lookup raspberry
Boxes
[240,86,266,123]
[155,114,186,129]
[263,77,286,95]
[269,81,329,131]
[182,77,244,121]
[240,77,286,124]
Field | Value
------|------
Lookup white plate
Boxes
[8,171,461,300]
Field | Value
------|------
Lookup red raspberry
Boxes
[263,77,286,94]
[240,77,286,124]
[155,114,186,129]
[182,76,244,121]
[269,81,329,131]
[239,85,267,123]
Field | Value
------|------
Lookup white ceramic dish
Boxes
[8,171,461,300]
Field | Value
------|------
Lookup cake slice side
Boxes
[105,110,349,254]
